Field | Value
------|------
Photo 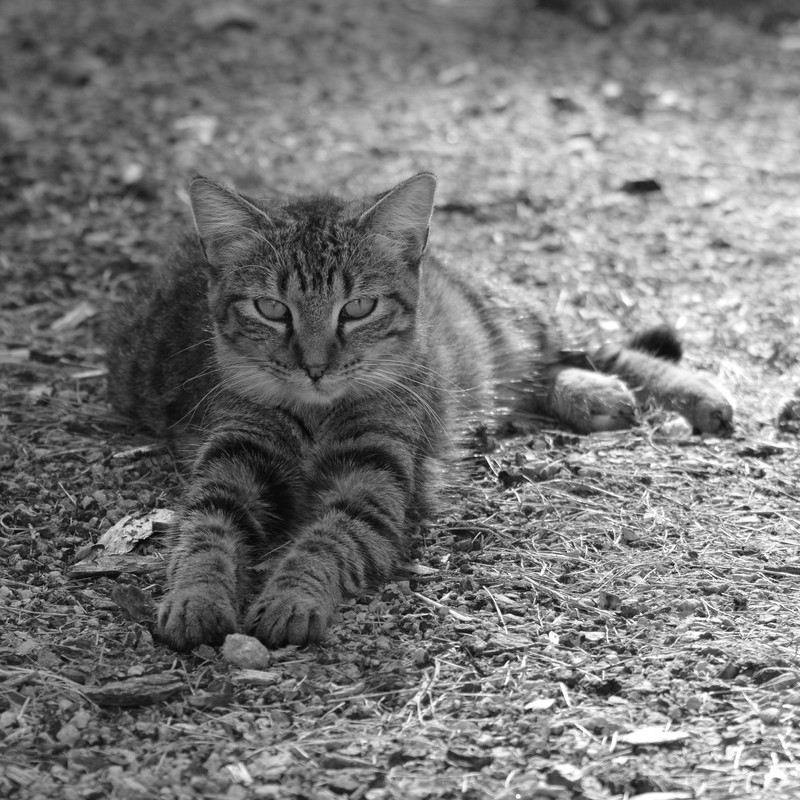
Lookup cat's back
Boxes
[420,255,539,412]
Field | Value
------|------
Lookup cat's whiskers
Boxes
[356,369,451,448]
[179,362,290,431]
[364,353,484,387]
[358,360,487,424]
[173,379,228,431]
[351,375,442,453]
[166,334,217,361]
[361,357,487,397]
[180,363,220,388]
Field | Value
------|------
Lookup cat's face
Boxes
[210,226,418,408]
[190,174,436,410]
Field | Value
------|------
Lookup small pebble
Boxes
[56,723,81,746]
[412,647,429,667]
[0,710,18,729]
[222,634,271,669]
[70,710,92,730]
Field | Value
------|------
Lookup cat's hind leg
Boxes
[594,337,734,436]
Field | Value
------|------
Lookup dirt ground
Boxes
[2,0,800,798]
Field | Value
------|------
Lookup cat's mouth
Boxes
[293,375,346,406]
[219,355,348,408]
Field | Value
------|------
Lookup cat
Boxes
[105,171,733,650]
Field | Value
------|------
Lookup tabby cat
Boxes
[106,172,733,650]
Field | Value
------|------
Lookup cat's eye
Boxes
[254,298,290,322]
[340,298,377,321]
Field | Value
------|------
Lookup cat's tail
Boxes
[627,323,682,363]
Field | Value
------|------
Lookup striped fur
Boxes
[106,172,733,650]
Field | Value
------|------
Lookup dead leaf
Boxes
[618,727,690,746]
[97,509,174,555]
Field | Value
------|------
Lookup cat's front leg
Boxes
[158,513,243,650]
[245,429,416,647]
[157,424,302,651]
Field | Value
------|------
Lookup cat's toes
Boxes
[776,391,800,430]
[585,397,637,432]
[549,368,637,434]
[581,379,637,433]
[245,589,332,647]
[687,395,735,437]
[157,585,238,651]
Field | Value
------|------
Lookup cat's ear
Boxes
[189,176,271,268]
[356,172,436,263]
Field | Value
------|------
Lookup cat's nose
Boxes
[304,363,327,381]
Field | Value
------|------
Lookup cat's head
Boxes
[189,172,436,409]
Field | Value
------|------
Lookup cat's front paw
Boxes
[157,585,239,651]
[245,587,333,647]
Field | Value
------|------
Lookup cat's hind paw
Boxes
[245,587,333,647]
[776,390,800,431]
[664,375,734,437]
[157,584,239,651]
[549,367,637,434]
[687,395,734,437]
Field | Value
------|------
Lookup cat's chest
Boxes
[295,405,336,439]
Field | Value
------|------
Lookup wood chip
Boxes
[83,674,184,707]
[68,553,165,579]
